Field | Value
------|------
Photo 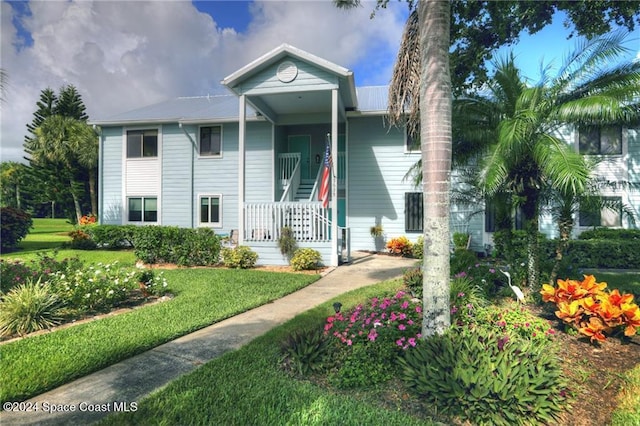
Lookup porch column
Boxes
[331,88,339,266]
[238,94,246,245]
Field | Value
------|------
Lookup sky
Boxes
[1,0,638,163]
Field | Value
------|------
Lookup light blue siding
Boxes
[252,241,332,266]
[100,127,123,224]
[239,58,338,95]
[246,122,274,202]
[628,128,640,226]
[193,123,239,233]
[347,116,421,251]
[161,124,193,227]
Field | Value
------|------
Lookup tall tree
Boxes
[0,162,27,209]
[32,116,98,222]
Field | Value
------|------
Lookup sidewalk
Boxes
[1,253,417,426]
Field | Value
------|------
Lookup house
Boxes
[93,44,639,266]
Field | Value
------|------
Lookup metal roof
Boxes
[92,86,389,126]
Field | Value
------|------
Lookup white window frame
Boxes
[198,125,223,158]
[198,194,222,227]
[127,196,158,224]
[578,195,623,228]
[578,125,623,156]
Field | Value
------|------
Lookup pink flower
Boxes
[396,337,406,347]
[408,337,417,347]
[398,324,406,331]
[401,301,409,309]
[415,306,422,313]
[347,339,352,346]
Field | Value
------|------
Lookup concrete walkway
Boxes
[1,253,417,426]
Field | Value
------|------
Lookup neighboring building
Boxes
[93,44,639,266]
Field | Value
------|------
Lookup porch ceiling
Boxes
[249,90,332,118]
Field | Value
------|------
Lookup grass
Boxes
[588,271,640,297]
[611,363,640,425]
[0,268,319,403]
[99,280,435,426]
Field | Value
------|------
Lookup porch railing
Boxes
[278,153,301,201]
[244,202,330,242]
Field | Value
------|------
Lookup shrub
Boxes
[87,225,136,249]
[1,207,33,251]
[0,260,33,294]
[290,248,322,271]
[78,214,97,226]
[134,268,169,297]
[323,290,423,389]
[221,245,258,269]
[402,267,422,296]
[399,325,568,425]
[450,248,477,276]
[452,232,470,250]
[280,328,333,376]
[471,303,557,342]
[560,240,640,269]
[67,229,97,250]
[277,227,298,260]
[133,226,221,266]
[0,278,62,337]
[541,275,640,342]
[449,276,487,324]
[386,236,413,256]
[412,235,424,259]
[578,228,640,240]
[47,262,138,313]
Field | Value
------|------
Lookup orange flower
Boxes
[581,296,600,316]
[595,298,624,328]
[579,317,609,343]
[556,300,583,324]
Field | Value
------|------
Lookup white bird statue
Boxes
[500,270,525,302]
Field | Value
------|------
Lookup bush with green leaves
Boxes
[471,303,556,342]
[134,268,169,296]
[133,226,221,266]
[411,235,424,259]
[0,278,62,337]
[450,248,477,276]
[0,260,34,294]
[67,229,97,250]
[323,291,423,389]
[47,262,138,313]
[402,266,422,296]
[1,207,33,251]
[87,225,137,249]
[280,327,333,376]
[449,276,487,324]
[578,228,640,240]
[221,245,258,269]
[399,325,568,425]
[277,226,298,260]
[290,248,322,271]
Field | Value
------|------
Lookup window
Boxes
[199,126,222,157]
[485,198,524,232]
[127,130,158,158]
[405,192,423,232]
[405,126,420,153]
[579,196,622,227]
[199,195,221,226]
[578,125,622,155]
[128,197,157,223]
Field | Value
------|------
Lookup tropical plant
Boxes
[277,227,297,260]
[0,278,62,337]
[458,34,640,289]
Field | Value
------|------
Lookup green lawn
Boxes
[3,218,74,252]
[0,268,319,403]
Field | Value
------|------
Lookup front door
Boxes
[288,135,311,180]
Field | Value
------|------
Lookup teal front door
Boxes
[288,135,311,179]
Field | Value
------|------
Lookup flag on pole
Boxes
[319,137,332,209]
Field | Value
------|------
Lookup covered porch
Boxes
[222,44,357,266]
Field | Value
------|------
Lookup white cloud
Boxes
[0,0,406,162]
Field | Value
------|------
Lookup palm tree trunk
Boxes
[523,188,540,290]
[420,0,452,337]
[69,178,83,223]
[550,215,573,285]
[88,167,97,216]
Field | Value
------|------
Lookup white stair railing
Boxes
[279,153,301,202]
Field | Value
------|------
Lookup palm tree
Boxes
[32,116,98,222]
[459,33,640,289]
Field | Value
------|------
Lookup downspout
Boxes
[179,122,196,228]
[94,125,103,224]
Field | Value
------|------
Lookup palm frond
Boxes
[534,134,590,196]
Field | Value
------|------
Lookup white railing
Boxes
[244,202,330,242]
[278,153,301,202]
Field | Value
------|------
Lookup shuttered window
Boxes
[405,192,423,232]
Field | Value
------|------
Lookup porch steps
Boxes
[295,180,315,201]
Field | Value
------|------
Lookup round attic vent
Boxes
[277,61,298,83]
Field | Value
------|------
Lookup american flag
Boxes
[319,139,332,208]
